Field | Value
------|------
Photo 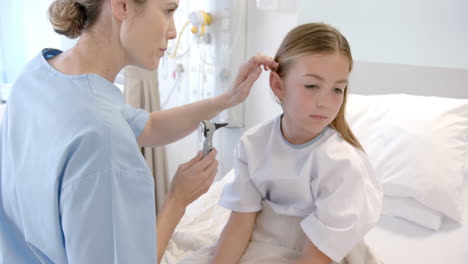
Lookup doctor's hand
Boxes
[221,54,278,109]
[167,149,218,209]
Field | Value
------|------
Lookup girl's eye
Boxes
[334,88,344,94]
[167,9,176,15]
[305,85,318,89]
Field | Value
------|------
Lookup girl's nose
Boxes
[316,92,330,109]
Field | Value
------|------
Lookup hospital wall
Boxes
[298,0,468,70]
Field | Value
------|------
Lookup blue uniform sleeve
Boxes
[219,141,263,212]
[59,167,156,264]
[121,104,150,138]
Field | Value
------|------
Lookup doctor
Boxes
[0,0,277,263]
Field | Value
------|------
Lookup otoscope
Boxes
[199,120,228,157]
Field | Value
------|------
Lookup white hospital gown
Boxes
[181,115,382,263]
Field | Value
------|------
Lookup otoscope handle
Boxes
[202,137,212,157]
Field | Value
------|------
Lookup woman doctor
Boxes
[0,0,277,263]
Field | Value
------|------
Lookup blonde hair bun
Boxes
[48,0,86,39]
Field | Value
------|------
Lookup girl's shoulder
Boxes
[314,128,369,168]
[320,127,363,151]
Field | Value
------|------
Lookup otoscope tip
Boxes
[215,123,229,130]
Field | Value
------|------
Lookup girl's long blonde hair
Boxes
[274,23,364,152]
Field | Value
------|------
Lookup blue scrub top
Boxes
[0,49,156,263]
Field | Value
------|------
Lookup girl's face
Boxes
[121,0,178,70]
[271,53,350,144]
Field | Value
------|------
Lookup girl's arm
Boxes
[211,211,257,264]
[294,239,332,264]
[137,55,278,147]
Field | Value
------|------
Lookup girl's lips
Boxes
[310,115,327,120]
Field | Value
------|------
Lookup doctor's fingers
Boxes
[242,67,262,87]
[235,55,277,84]
[249,54,278,71]
[179,151,203,171]
[190,148,218,172]
[195,161,218,195]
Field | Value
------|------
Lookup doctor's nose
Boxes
[167,18,177,40]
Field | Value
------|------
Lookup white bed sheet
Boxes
[365,179,468,263]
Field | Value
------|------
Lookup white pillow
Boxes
[346,94,468,227]
[382,195,442,230]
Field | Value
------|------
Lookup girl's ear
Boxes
[111,0,128,21]
[270,71,284,100]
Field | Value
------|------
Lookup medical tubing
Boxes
[170,21,190,58]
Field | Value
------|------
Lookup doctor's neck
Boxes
[49,29,126,83]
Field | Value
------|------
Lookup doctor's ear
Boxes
[111,0,128,21]
[270,71,284,99]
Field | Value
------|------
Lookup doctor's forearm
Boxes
[138,95,227,147]
[156,195,186,264]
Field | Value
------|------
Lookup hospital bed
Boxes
[161,61,468,264]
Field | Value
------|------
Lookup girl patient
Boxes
[180,23,383,264]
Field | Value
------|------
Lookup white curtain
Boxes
[124,66,168,215]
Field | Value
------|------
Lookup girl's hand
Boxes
[167,149,219,209]
[221,54,278,109]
